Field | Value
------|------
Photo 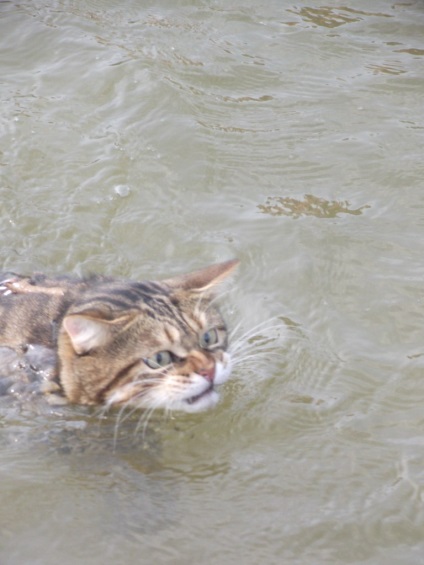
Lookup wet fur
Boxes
[0,260,238,413]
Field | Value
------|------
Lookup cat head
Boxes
[57,259,239,413]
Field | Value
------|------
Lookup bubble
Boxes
[114,184,131,198]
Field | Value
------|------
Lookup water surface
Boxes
[1,1,424,564]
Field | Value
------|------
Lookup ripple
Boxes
[258,194,369,219]
[2,1,424,563]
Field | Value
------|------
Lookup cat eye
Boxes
[199,328,219,349]
[144,350,173,370]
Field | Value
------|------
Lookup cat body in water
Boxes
[0,260,238,413]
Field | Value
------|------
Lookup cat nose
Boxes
[187,351,216,382]
[198,365,215,383]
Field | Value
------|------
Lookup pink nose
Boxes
[198,366,215,383]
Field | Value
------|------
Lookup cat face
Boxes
[103,310,233,414]
[57,260,238,413]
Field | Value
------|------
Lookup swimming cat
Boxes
[0,259,238,413]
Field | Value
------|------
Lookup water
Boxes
[1,0,424,563]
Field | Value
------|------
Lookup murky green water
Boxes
[1,0,424,563]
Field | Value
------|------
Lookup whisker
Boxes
[134,407,153,439]
[231,351,284,369]
[134,399,163,440]
[112,387,151,447]
[136,392,161,424]
[230,327,286,358]
[113,402,132,450]
[230,317,286,343]
[226,315,289,380]
[94,403,110,421]
[232,315,281,334]
[228,319,244,341]
[207,286,236,310]
[228,337,284,355]
[230,335,285,358]
[110,370,171,445]
[194,285,237,319]
[232,344,285,358]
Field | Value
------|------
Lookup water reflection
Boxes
[258,194,369,219]
[287,6,362,28]
[287,5,392,28]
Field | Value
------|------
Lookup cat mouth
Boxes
[186,383,215,405]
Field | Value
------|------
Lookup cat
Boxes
[0,259,239,413]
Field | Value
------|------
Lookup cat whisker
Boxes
[230,335,285,358]
[229,315,276,337]
[230,328,284,349]
[93,404,114,436]
[230,334,285,363]
[134,400,164,441]
[91,404,111,440]
[231,350,284,369]
[112,402,133,450]
[192,286,237,325]
[228,317,288,377]
[231,341,285,356]
[110,372,171,445]
[232,320,286,341]
[228,319,245,340]
[134,407,154,439]
[234,342,284,356]
[94,403,109,420]
[112,394,149,446]
[239,314,285,333]
[206,286,236,310]
[230,317,286,344]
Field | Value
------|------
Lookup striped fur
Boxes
[0,260,238,412]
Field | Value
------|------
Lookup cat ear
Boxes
[63,315,111,355]
[162,259,239,293]
[62,309,138,355]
